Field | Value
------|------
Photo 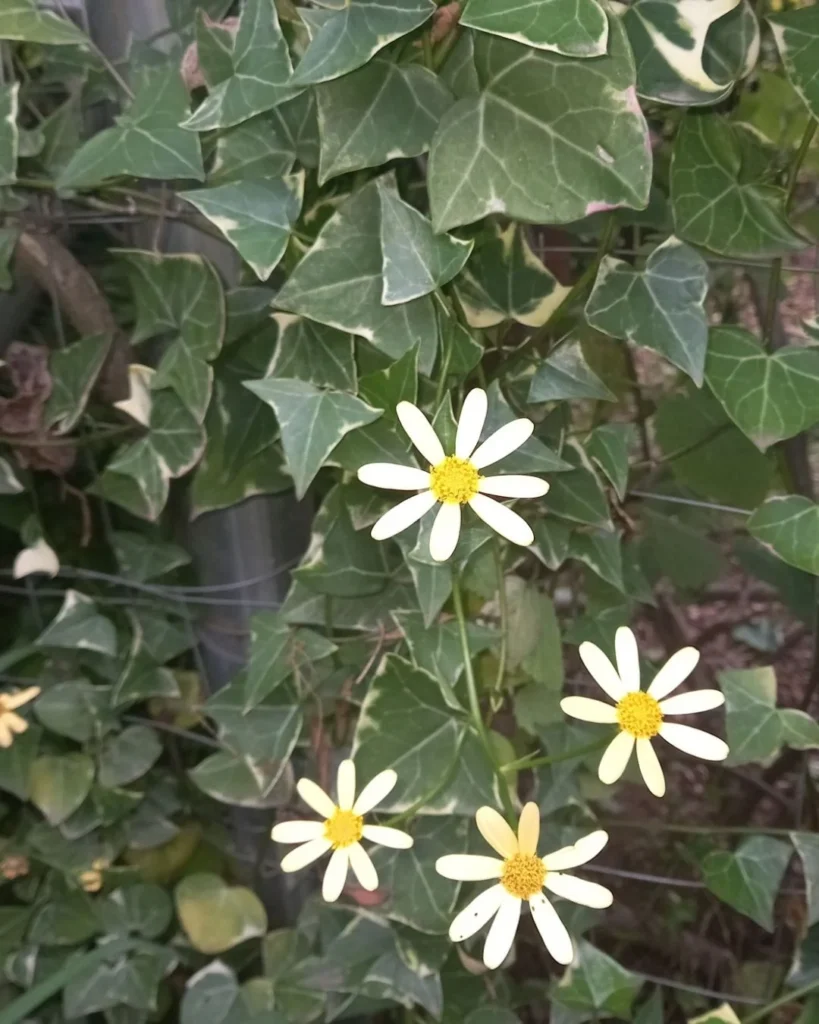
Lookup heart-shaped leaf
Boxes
[30,753,95,825]
[768,7,819,121]
[175,873,267,954]
[462,0,608,57]
[749,496,819,575]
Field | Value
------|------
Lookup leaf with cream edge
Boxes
[35,590,117,656]
[269,314,356,392]
[428,12,651,231]
[273,179,439,374]
[749,496,819,576]
[585,236,709,384]
[0,85,19,187]
[181,0,298,131]
[528,337,616,403]
[44,334,112,434]
[180,174,304,282]
[768,7,819,121]
[461,0,608,57]
[0,0,89,45]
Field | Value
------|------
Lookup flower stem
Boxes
[502,737,610,773]
[451,570,516,823]
[491,541,508,697]
[384,731,466,828]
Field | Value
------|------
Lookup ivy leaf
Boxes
[529,337,616,403]
[532,518,572,571]
[35,680,112,743]
[703,2,760,85]
[99,726,162,788]
[0,726,39,800]
[58,66,204,190]
[274,180,438,374]
[90,438,169,523]
[705,326,819,450]
[671,114,807,259]
[189,749,292,808]
[551,940,643,1019]
[768,8,819,121]
[643,507,726,591]
[780,709,819,751]
[0,0,89,45]
[483,381,570,474]
[701,836,791,931]
[205,681,302,765]
[111,531,191,583]
[317,59,451,184]
[180,175,304,282]
[210,114,296,185]
[176,874,267,955]
[718,667,781,765]
[291,0,435,86]
[792,833,819,928]
[44,334,111,435]
[585,236,709,384]
[244,611,335,710]
[0,84,18,186]
[546,441,611,527]
[269,314,356,392]
[393,609,496,698]
[749,496,819,575]
[182,0,298,131]
[359,345,418,413]
[570,529,625,592]
[586,423,635,500]
[63,947,174,1018]
[243,378,380,498]
[98,884,173,940]
[35,590,116,656]
[461,0,608,57]
[455,223,569,329]
[379,184,472,305]
[429,14,651,231]
[30,753,94,826]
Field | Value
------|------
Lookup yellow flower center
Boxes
[324,808,363,849]
[616,691,663,739]
[500,853,546,900]
[428,456,481,504]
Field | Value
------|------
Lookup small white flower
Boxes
[271,759,413,902]
[436,803,612,970]
[561,626,729,797]
[13,539,59,579]
[357,388,549,562]
[0,687,40,748]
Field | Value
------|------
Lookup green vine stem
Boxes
[384,731,467,829]
[743,976,819,1023]
[491,540,509,699]
[502,737,610,773]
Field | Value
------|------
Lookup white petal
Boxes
[543,830,609,871]
[449,884,506,942]
[471,419,534,470]
[436,854,504,881]
[322,848,350,902]
[353,769,397,815]
[280,837,332,873]
[13,539,59,579]
[659,689,725,716]
[348,842,378,891]
[455,387,488,459]
[479,475,549,499]
[271,820,326,844]
[545,872,613,909]
[636,738,665,798]
[297,778,336,819]
[517,802,540,856]
[362,825,413,849]
[578,642,628,702]
[371,491,437,541]
[560,696,618,724]
[396,401,445,465]
[336,759,356,810]
[429,502,461,562]
[2,686,40,710]
[659,723,729,761]
[647,647,700,700]
[614,627,640,692]
[468,494,534,547]
[529,892,573,965]
[357,464,431,490]
[483,893,521,970]
[4,713,27,735]
[476,806,519,858]
[598,732,635,784]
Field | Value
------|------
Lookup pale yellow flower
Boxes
[0,687,40,748]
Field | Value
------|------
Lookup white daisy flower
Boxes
[271,759,413,902]
[436,803,612,970]
[561,626,729,798]
[357,388,549,562]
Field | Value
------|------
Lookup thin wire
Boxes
[583,862,806,898]
[628,490,752,517]
[633,970,765,1007]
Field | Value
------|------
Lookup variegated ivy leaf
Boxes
[672,115,807,260]
[768,7,819,122]
[623,0,748,106]
[483,380,570,474]
[0,0,89,45]
[269,314,356,391]
[702,0,760,86]
[428,13,651,231]
[210,115,296,185]
[748,496,819,576]
[378,183,472,305]
[35,590,116,656]
[291,0,436,86]
[274,179,439,374]
[0,457,23,494]
[57,66,204,191]
[455,223,569,328]
[462,0,609,57]
[182,0,298,132]
[44,334,111,435]
[317,58,453,185]
[585,236,709,384]
[243,378,381,499]
[0,84,19,187]
[180,174,304,282]
[528,337,616,403]
[705,326,819,451]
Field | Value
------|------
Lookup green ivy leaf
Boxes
[705,326,819,450]
[189,749,292,808]
[292,0,435,86]
[585,236,709,384]
[780,709,819,751]
[461,0,608,56]
[429,14,651,231]
[791,833,819,928]
[532,518,572,571]
[98,884,173,940]
[703,2,760,85]
[244,610,336,709]
[643,507,725,591]
[182,0,297,131]
[551,940,643,1019]
[99,725,162,788]
[44,334,111,434]
[393,609,496,700]
[30,753,95,826]
[546,440,611,527]
[111,531,191,583]
[35,680,111,743]
[274,180,438,374]
[269,314,356,392]
[0,0,89,45]
[359,345,418,413]
[0,726,39,799]
[585,423,635,501]
[176,873,267,954]
[317,58,452,184]
[35,590,117,656]
[181,175,304,281]
[671,114,807,258]
[63,947,174,1018]
[206,680,302,766]
[58,66,204,190]
[378,183,472,305]
[244,377,380,498]
[529,337,616,403]
[749,496,819,575]
[0,455,23,494]
[0,84,19,186]
[718,666,782,765]
[701,836,791,931]
[570,529,625,592]
[768,8,819,121]
[29,891,99,946]
[210,114,296,185]
[483,380,570,474]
